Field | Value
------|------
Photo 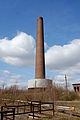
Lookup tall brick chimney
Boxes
[35,16,45,79]
[28,16,52,90]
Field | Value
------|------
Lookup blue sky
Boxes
[0,0,80,89]
[1,0,80,43]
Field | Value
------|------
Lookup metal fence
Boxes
[0,101,54,119]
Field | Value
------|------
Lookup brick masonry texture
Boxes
[35,16,45,79]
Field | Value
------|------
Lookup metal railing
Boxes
[0,101,54,119]
[0,108,15,120]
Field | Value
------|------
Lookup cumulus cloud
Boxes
[45,39,80,70]
[0,32,35,67]
[45,39,80,89]
[1,32,80,89]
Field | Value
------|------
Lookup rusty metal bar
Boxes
[1,111,3,120]
[0,101,54,119]
[53,103,54,116]
[13,108,15,120]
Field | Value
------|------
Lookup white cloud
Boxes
[1,32,80,89]
[53,74,74,90]
[45,39,80,70]
[45,39,80,88]
[2,70,11,75]
[0,32,35,67]
[0,70,27,88]
[54,75,65,81]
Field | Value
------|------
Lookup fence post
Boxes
[1,106,3,120]
[53,103,54,116]
[33,105,34,119]
[30,101,32,112]
[17,102,19,114]
[1,106,3,111]
[70,110,72,119]
[13,108,15,120]
[1,112,3,120]
[39,101,41,114]
[17,106,19,114]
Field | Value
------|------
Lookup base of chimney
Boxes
[28,79,52,89]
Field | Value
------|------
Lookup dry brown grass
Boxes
[0,85,80,105]
[0,85,80,120]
